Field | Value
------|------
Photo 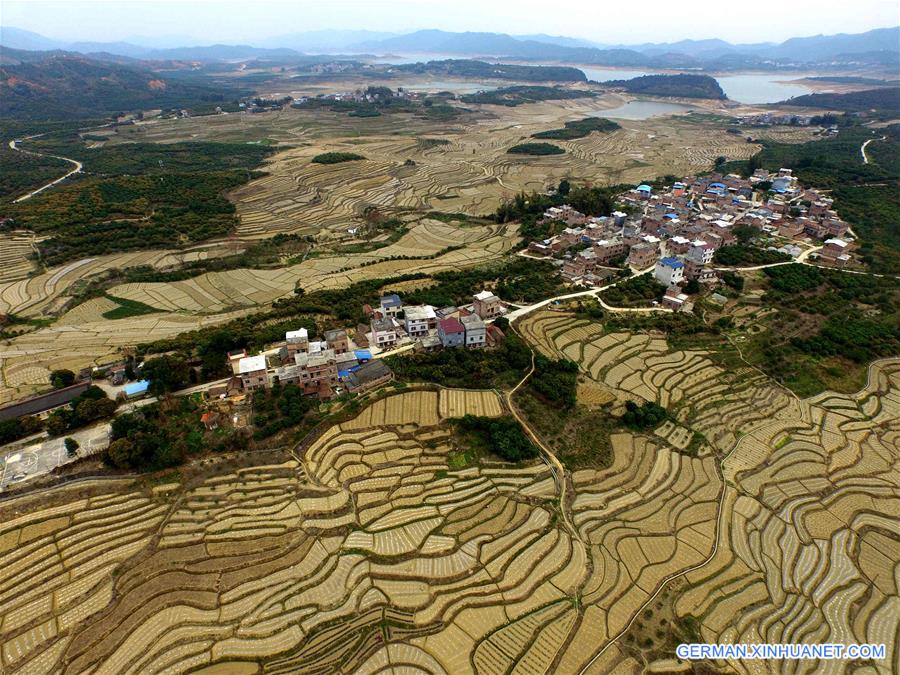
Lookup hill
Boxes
[605,74,726,99]
[394,59,586,82]
[0,53,248,119]
[779,87,900,115]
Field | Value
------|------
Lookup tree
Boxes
[714,155,727,168]
[683,279,701,295]
[45,413,68,437]
[106,438,136,469]
[64,437,79,457]
[50,369,76,389]
[747,153,761,175]
[141,355,191,395]
[557,179,571,196]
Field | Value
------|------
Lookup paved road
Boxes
[8,138,83,203]
[860,136,885,165]
[504,265,666,323]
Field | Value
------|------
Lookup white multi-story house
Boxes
[461,314,486,348]
[654,257,685,287]
[404,305,436,337]
[371,317,399,349]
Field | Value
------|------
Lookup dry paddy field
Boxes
[1,358,897,673]
[226,103,784,238]
[103,218,519,314]
[0,242,244,318]
[97,97,816,240]
[0,309,253,405]
[0,218,517,404]
[518,310,899,673]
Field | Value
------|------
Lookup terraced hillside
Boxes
[0,218,518,404]
[1,331,896,673]
[229,108,774,238]
[519,311,802,451]
[517,311,899,673]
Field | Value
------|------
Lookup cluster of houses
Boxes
[737,112,815,127]
[230,290,507,401]
[527,169,857,296]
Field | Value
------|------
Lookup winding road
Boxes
[860,135,885,165]
[8,137,83,203]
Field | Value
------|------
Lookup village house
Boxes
[324,328,350,354]
[404,305,437,337]
[294,350,338,396]
[461,313,486,348]
[593,239,629,263]
[286,329,309,356]
[662,287,690,312]
[667,236,691,256]
[370,317,399,349]
[626,242,658,269]
[345,360,393,394]
[379,294,403,317]
[654,257,685,287]
[228,349,248,375]
[238,355,268,392]
[473,290,503,319]
[438,317,465,348]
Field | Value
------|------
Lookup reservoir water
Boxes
[372,56,818,105]
[595,100,695,120]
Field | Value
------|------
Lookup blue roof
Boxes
[663,213,678,219]
[380,294,401,307]
[354,349,372,361]
[124,380,149,395]
[709,182,725,188]
[636,184,652,191]
[338,370,351,379]
[659,257,685,269]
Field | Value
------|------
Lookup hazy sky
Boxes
[3,0,899,45]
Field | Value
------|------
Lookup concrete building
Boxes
[654,257,685,286]
[324,328,350,354]
[286,329,309,356]
[238,355,268,391]
[438,317,465,348]
[371,318,399,350]
[627,242,658,269]
[593,239,629,263]
[460,313,486,348]
[472,290,503,319]
[294,350,338,395]
[379,294,403,317]
[404,305,437,337]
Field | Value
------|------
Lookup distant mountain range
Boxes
[2,24,898,70]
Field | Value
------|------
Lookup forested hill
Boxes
[778,87,900,115]
[0,53,247,119]
[604,74,726,99]
[395,59,587,82]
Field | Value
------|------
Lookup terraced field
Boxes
[0,387,720,673]
[0,242,244,318]
[0,231,41,284]
[95,96,817,241]
[1,351,896,673]
[102,218,518,314]
[519,310,801,452]
[228,106,779,237]
[0,218,517,404]
[517,310,899,672]
[0,308,253,405]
